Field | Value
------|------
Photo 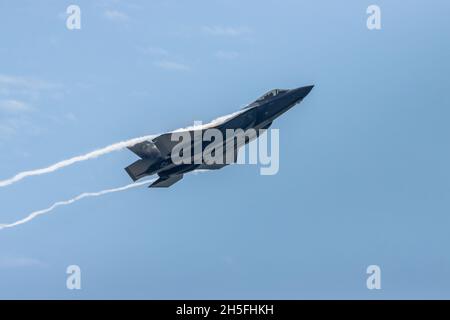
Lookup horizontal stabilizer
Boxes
[149,174,183,188]
[124,159,153,181]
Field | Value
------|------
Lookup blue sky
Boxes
[0,0,449,299]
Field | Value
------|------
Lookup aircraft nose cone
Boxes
[292,85,314,100]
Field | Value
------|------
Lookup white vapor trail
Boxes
[0,135,157,188]
[0,179,155,230]
[0,108,246,188]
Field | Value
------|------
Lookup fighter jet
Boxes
[125,85,314,187]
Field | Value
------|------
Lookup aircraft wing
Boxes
[149,174,183,188]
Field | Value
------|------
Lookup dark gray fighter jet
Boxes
[125,85,314,187]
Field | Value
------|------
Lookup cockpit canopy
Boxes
[241,88,289,110]
[255,89,288,102]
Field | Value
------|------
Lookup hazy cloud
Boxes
[65,112,77,122]
[0,99,31,113]
[138,47,192,72]
[215,50,239,60]
[202,26,251,37]
[0,123,16,137]
[0,256,46,268]
[154,60,190,71]
[104,9,129,22]
[0,117,42,142]
[0,74,59,97]
[0,75,64,141]
[0,74,51,89]
[138,46,169,56]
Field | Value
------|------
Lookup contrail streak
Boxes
[0,135,157,187]
[0,179,155,230]
[0,108,246,188]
